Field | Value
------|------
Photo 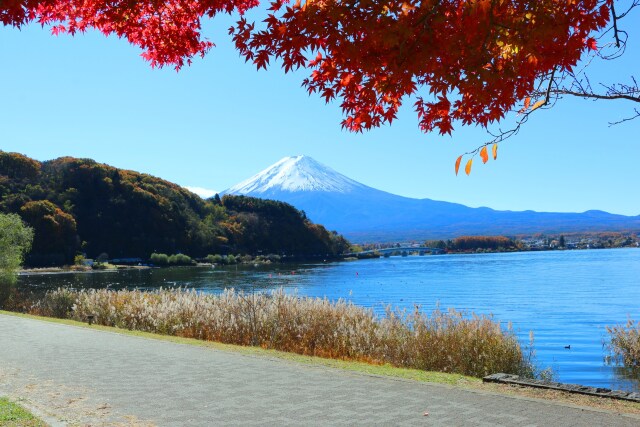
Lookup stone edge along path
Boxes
[484,373,640,403]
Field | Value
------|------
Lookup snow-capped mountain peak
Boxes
[224,155,367,194]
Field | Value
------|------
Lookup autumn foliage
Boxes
[234,0,610,135]
[451,235,517,251]
[3,1,612,134]
[0,151,349,266]
[1,0,259,68]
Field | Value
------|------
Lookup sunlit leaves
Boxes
[518,96,531,114]
[531,99,546,111]
[455,155,462,175]
[456,143,499,176]
[465,159,473,176]
[480,146,489,164]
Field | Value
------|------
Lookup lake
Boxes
[18,248,640,391]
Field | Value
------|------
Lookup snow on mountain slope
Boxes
[225,155,370,194]
[221,155,640,242]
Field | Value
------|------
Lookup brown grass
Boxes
[32,288,540,378]
[606,317,640,370]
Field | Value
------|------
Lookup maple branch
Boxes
[466,70,640,167]
[459,67,563,160]
[539,71,640,107]
[615,0,640,19]
[550,87,640,103]
[610,1,621,48]
[608,108,640,126]
[598,0,638,60]
[543,67,557,105]
[460,105,534,159]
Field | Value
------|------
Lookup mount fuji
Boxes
[225,155,369,195]
[223,156,640,242]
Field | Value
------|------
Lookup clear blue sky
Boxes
[1,9,639,216]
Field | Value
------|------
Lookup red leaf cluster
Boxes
[231,0,611,134]
[2,0,259,69]
[2,0,611,132]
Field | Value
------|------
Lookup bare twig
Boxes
[551,87,640,103]
[609,108,640,126]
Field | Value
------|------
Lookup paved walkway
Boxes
[1,314,638,426]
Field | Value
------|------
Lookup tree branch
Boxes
[611,0,621,48]
[551,88,640,103]
[608,108,640,126]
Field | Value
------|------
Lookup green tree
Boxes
[0,213,34,307]
[559,235,566,248]
[150,253,169,266]
[168,253,194,266]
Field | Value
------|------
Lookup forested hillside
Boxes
[0,152,349,266]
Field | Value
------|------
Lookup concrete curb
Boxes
[483,373,640,403]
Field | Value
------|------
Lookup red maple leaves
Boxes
[3,0,259,69]
[231,0,611,136]
[2,0,612,134]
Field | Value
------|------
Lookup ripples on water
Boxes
[19,248,640,391]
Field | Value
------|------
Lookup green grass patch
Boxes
[0,397,45,427]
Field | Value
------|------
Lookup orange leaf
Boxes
[492,143,498,160]
[455,155,462,175]
[480,146,489,163]
[531,100,546,111]
[518,99,529,114]
[465,158,473,175]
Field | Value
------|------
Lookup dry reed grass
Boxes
[33,288,539,378]
[606,318,640,370]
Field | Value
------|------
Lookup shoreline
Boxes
[19,265,153,276]
[18,246,639,275]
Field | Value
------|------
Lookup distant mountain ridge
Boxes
[223,156,640,242]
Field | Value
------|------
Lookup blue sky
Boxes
[1,9,639,216]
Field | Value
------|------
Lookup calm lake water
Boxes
[19,248,640,391]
